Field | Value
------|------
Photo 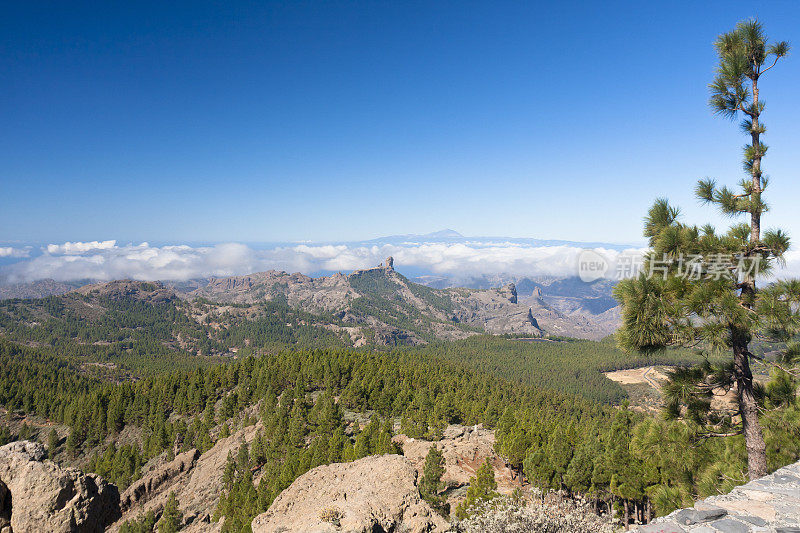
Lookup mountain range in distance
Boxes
[0,231,631,340]
[0,257,621,342]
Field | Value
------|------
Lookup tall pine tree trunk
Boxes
[623,499,629,529]
[733,331,768,479]
[749,78,762,245]
[737,73,767,480]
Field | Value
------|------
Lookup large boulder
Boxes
[0,440,120,533]
[251,454,449,533]
[395,424,525,512]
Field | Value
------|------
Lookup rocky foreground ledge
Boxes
[637,461,800,533]
[251,454,449,533]
[0,441,120,533]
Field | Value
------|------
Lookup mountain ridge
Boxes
[187,257,544,344]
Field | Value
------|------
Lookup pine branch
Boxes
[758,56,781,75]
[697,430,742,439]
[747,350,800,377]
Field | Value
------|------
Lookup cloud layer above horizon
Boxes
[2,240,799,284]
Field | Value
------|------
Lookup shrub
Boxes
[456,495,616,533]
[319,507,343,526]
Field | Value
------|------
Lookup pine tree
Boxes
[564,436,596,495]
[615,20,792,479]
[66,427,81,457]
[605,408,644,527]
[119,510,157,533]
[523,447,555,490]
[374,419,396,455]
[47,427,59,456]
[419,446,448,515]
[158,491,181,533]
[18,422,33,441]
[546,424,573,491]
[455,458,498,519]
[0,425,11,446]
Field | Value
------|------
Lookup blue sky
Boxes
[2,1,799,246]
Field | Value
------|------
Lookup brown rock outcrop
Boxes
[394,425,525,511]
[119,448,199,511]
[501,283,518,304]
[251,454,449,533]
[0,440,120,533]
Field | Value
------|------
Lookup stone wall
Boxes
[637,461,800,533]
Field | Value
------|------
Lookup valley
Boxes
[1,264,796,532]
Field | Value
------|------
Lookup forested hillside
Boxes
[1,282,799,531]
[410,336,714,404]
[0,281,352,377]
[0,280,708,403]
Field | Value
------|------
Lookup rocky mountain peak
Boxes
[75,279,177,304]
[499,283,517,304]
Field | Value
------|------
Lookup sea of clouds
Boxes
[0,240,638,283]
[1,240,799,284]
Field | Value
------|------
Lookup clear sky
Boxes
[2,1,799,245]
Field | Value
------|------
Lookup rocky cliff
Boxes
[0,441,120,533]
[102,422,515,533]
[394,424,525,510]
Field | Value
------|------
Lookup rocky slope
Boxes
[0,279,80,300]
[415,273,622,340]
[110,422,262,532]
[102,422,516,532]
[75,279,177,304]
[519,293,620,340]
[188,261,624,342]
[0,440,120,533]
[1,263,620,344]
[246,424,521,532]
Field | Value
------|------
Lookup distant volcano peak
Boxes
[423,229,463,238]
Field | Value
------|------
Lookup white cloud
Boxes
[45,240,117,255]
[2,240,800,284]
[775,250,800,280]
[0,247,30,258]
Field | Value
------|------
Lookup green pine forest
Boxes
[1,277,799,531]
